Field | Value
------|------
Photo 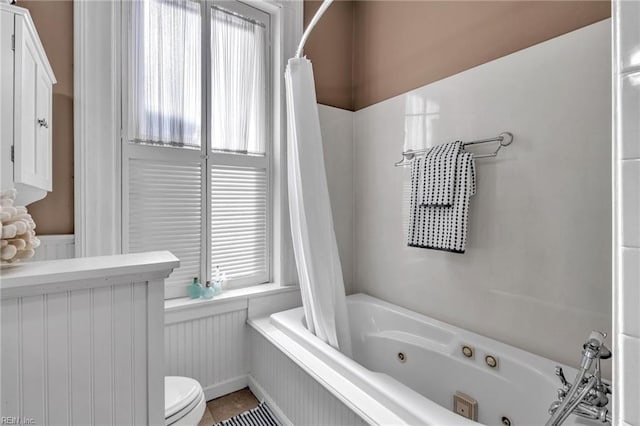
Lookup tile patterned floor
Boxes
[199,388,260,426]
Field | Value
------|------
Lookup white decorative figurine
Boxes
[0,189,40,263]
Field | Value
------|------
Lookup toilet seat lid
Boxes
[165,376,203,418]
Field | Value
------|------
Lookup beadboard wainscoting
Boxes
[0,252,176,426]
[165,301,249,400]
[2,283,153,424]
[164,285,302,401]
[248,327,368,426]
[32,234,76,261]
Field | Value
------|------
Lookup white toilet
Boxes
[165,376,206,426]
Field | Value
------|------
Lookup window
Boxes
[124,0,272,298]
[128,0,202,148]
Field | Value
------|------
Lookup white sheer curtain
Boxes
[128,0,201,147]
[285,57,352,356]
[210,6,266,154]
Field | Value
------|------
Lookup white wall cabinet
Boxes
[0,4,56,205]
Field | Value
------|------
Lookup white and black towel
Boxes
[420,141,462,206]
[408,151,476,253]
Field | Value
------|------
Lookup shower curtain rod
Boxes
[295,0,335,58]
[394,132,514,167]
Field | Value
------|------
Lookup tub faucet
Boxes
[545,331,612,426]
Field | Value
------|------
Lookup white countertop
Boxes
[1,251,179,299]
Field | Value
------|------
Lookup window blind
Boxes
[210,166,268,284]
[129,158,203,292]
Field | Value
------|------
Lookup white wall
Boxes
[348,20,612,371]
[318,105,355,293]
[613,1,640,424]
[31,235,76,261]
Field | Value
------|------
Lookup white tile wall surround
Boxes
[247,288,303,319]
[318,105,355,293]
[621,248,640,338]
[614,1,640,424]
[351,20,612,371]
[618,0,640,70]
[620,73,640,160]
[31,234,75,261]
[621,160,640,247]
[620,335,640,424]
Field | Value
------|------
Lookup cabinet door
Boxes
[13,15,52,191]
[35,65,52,191]
[0,10,15,190]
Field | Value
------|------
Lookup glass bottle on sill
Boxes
[212,265,226,295]
[188,277,203,299]
[201,281,216,299]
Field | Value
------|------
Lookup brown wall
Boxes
[305,0,611,111]
[21,1,609,233]
[304,0,356,110]
[20,0,74,235]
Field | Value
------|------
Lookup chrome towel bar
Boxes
[394,131,514,167]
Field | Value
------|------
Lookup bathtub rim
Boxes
[263,293,606,426]
[248,316,412,425]
[251,297,483,425]
[278,293,585,380]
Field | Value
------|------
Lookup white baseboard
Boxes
[32,234,75,261]
[248,375,293,426]
[203,376,248,401]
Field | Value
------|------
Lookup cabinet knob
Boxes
[37,118,49,129]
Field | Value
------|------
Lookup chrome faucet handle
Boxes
[581,331,611,371]
[546,333,612,426]
[555,366,568,387]
[557,388,567,400]
[598,345,612,360]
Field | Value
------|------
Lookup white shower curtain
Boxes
[285,57,352,356]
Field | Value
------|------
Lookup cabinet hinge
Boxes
[11,34,15,51]
[11,145,14,162]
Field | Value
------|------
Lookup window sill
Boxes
[164,282,300,314]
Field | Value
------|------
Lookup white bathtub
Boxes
[261,294,604,426]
